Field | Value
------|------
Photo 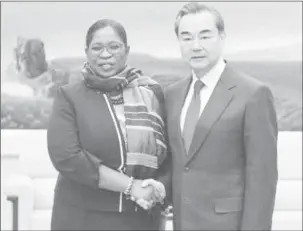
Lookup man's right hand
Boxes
[141,179,166,204]
[130,179,167,210]
[130,179,154,210]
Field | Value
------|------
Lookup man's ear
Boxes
[219,31,226,41]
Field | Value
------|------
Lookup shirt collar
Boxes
[192,58,226,89]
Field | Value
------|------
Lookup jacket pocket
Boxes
[214,197,243,213]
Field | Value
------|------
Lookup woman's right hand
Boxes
[130,180,154,209]
[131,180,153,200]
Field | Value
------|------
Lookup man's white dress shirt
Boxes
[180,58,226,133]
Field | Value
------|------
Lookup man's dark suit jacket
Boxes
[165,64,278,230]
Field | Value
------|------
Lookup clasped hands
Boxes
[130,179,166,210]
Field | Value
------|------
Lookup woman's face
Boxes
[86,26,129,78]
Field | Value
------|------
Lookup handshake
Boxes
[129,179,166,210]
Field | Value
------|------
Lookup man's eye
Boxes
[200,36,212,40]
[182,37,192,41]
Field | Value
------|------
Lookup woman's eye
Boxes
[109,45,120,50]
[91,47,102,51]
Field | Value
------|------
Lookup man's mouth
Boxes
[191,55,207,60]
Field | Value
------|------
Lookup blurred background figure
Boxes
[13,36,70,98]
[1,36,72,129]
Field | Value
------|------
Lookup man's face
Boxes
[177,12,225,75]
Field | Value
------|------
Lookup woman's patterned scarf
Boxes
[81,63,167,179]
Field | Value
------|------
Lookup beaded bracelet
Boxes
[124,176,135,198]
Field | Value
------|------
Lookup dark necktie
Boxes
[183,80,205,153]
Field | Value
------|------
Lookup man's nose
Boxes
[192,38,203,51]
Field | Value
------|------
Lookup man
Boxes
[164,2,278,230]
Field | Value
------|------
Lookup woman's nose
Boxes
[99,48,112,58]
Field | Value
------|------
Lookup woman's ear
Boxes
[125,46,130,56]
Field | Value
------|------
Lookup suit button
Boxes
[184,167,189,172]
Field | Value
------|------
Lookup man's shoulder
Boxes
[226,65,270,94]
[164,77,190,96]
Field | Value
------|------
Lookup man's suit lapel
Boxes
[169,76,192,158]
[185,66,236,166]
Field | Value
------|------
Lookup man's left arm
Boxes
[241,85,278,230]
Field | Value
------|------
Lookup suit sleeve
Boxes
[241,85,278,230]
[47,87,102,189]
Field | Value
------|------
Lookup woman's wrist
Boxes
[123,176,135,199]
[98,164,136,194]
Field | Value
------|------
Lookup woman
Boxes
[47,19,171,230]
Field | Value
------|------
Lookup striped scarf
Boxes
[81,64,167,179]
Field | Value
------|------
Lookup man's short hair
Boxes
[174,2,225,36]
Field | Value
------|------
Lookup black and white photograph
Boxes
[1,1,302,230]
